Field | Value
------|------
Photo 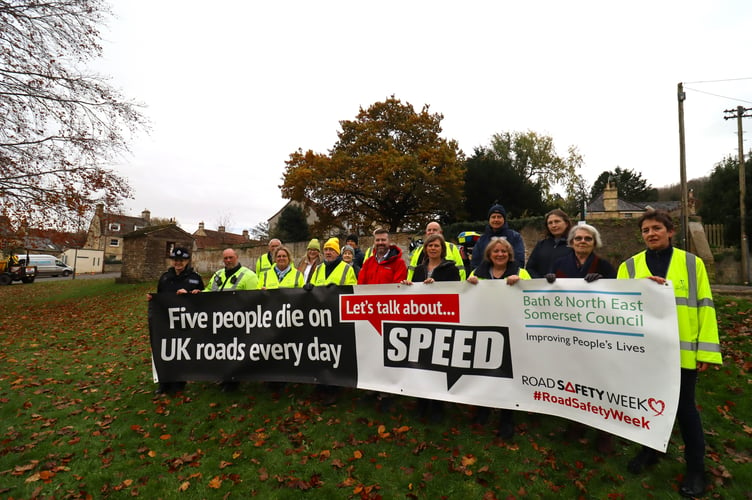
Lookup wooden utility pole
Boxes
[677,83,689,249]
[723,105,752,284]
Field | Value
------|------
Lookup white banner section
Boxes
[346,278,680,451]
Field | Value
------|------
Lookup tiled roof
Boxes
[193,229,250,249]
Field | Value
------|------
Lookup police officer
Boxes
[618,210,722,498]
[148,246,204,395]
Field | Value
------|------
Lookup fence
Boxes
[704,224,726,248]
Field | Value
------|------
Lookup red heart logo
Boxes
[648,398,665,416]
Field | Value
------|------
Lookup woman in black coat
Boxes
[401,233,459,422]
[147,247,204,395]
[526,209,572,278]
[408,233,461,284]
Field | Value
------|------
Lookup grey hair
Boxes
[568,223,603,248]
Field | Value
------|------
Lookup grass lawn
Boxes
[0,278,750,499]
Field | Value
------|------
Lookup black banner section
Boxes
[148,286,357,387]
[382,322,513,389]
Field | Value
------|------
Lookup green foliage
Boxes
[463,147,548,221]
[272,204,310,243]
[590,166,658,202]
[281,97,465,233]
[1,280,750,498]
[699,155,752,247]
[487,130,584,203]
[656,177,708,202]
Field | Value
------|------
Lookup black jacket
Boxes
[526,237,571,278]
[472,259,524,280]
[552,252,616,279]
[412,259,460,282]
[157,266,204,293]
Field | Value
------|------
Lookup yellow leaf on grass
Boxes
[208,476,222,489]
[178,481,190,491]
[353,450,363,459]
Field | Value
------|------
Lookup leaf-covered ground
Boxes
[0,279,750,499]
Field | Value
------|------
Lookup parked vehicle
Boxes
[16,254,74,278]
[0,256,36,285]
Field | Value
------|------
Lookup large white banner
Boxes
[149,278,680,450]
[343,278,679,451]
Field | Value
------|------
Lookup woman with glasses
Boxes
[545,223,616,453]
[546,224,616,283]
[467,236,529,438]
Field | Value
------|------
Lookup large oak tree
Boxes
[280,97,464,233]
[0,0,147,229]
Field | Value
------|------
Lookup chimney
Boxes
[141,209,151,223]
[603,177,618,213]
[196,222,206,237]
[242,229,249,240]
[96,203,104,217]
[218,226,225,233]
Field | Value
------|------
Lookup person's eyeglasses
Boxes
[573,236,594,242]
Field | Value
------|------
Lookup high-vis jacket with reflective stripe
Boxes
[617,248,722,369]
[257,267,304,289]
[205,266,258,292]
[310,261,357,286]
[255,253,274,275]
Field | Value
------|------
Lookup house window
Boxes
[109,223,121,232]
[109,239,120,247]
[166,242,175,257]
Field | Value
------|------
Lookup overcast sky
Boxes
[99,0,752,234]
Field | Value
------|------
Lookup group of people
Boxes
[149,203,721,498]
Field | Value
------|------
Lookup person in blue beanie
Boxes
[471,202,525,270]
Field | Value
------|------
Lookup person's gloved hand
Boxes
[545,273,556,284]
[303,283,314,291]
[584,273,603,283]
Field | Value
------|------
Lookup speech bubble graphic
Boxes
[340,294,460,334]
[382,322,513,389]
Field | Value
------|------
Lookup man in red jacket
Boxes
[358,228,407,284]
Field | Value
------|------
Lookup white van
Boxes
[17,254,74,277]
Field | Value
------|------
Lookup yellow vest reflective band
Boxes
[311,261,357,286]
[407,242,466,281]
[618,248,722,369]
[256,253,273,275]
[205,266,258,291]
[258,268,304,289]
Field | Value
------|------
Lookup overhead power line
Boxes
[684,87,752,105]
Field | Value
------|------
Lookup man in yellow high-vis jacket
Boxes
[407,221,465,281]
[617,210,721,498]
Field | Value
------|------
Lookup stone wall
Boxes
[190,220,729,282]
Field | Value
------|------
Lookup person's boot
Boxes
[680,461,706,498]
[497,410,515,440]
[627,447,659,474]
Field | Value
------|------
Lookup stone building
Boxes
[85,204,151,261]
[586,180,682,220]
[118,224,194,283]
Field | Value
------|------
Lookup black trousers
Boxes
[677,368,705,473]
[637,368,704,472]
